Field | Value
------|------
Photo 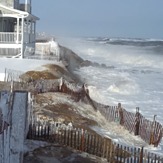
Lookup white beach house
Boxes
[0,0,39,58]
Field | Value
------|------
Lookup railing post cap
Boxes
[153,115,157,121]
[118,103,121,107]
[136,107,139,113]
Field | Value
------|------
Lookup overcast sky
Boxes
[32,0,163,39]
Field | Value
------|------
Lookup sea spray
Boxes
[57,37,163,125]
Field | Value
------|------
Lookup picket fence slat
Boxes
[27,123,163,163]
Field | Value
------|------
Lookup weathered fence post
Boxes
[70,129,73,147]
[102,138,106,158]
[109,142,114,163]
[81,129,84,151]
[97,136,102,157]
[33,123,36,139]
[139,147,144,163]
[134,107,140,136]
[115,107,120,124]
[149,115,157,145]
[116,144,120,161]
[63,129,66,145]
[93,135,96,155]
[118,103,124,125]
[47,125,50,140]
[105,139,109,161]
[77,129,80,150]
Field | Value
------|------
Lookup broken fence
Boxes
[27,123,163,163]
[1,78,163,147]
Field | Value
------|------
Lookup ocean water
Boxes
[58,37,163,125]
[57,37,163,153]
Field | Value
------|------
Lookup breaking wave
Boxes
[107,79,139,95]
[87,37,163,47]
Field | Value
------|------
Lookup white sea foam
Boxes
[58,37,163,123]
[60,37,163,67]
[57,37,163,153]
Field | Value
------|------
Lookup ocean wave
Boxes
[107,79,139,95]
[87,37,163,47]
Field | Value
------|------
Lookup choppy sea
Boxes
[57,36,163,153]
[58,37,163,125]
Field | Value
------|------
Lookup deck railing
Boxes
[0,32,22,43]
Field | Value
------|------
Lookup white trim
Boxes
[0,44,21,48]
[26,0,28,5]
[16,18,19,43]
[34,22,36,38]
[0,4,28,15]
[0,4,39,20]
[0,14,28,18]
[21,17,24,58]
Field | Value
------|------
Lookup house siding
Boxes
[0,0,19,9]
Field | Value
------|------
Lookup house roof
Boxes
[0,4,39,21]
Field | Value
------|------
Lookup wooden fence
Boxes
[96,103,163,147]
[27,123,163,163]
[1,77,163,147]
[57,80,163,147]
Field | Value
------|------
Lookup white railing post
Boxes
[0,32,20,43]
[21,17,25,58]
[16,18,20,44]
